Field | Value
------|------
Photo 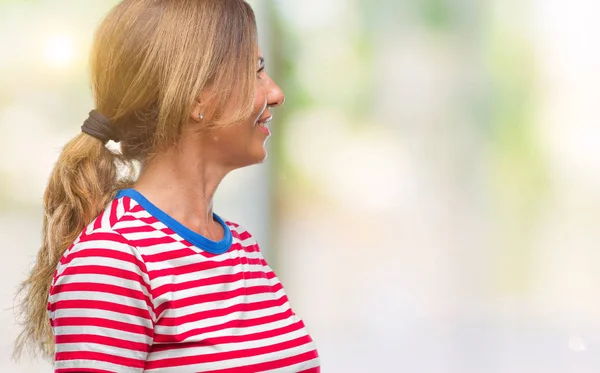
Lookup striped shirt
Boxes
[47,188,320,372]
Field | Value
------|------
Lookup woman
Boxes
[14,0,320,372]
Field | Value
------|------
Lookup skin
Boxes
[133,47,285,241]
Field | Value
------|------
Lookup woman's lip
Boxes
[256,115,272,135]
[257,115,272,123]
[258,124,270,135]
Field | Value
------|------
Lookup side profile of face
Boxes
[195,47,285,170]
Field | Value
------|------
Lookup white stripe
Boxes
[101,203,112,227]
[228,225,250,236]
[55,260,152,294]
[54,359,143,373]
[122,229,169,241]
[154,305,294,337]
[150,263,243,288]
[112,217,156,230]
[199,315,298,340]
[49,290,150,312]
[116,197,126,220]
[144,253,234,272]
[55,341,148,361]
[146,253,266,275]
[59,256,145,276]
[129,209,155,220]
[237,235,258,247]
[51,309,153,331]
[50,307,154,329]
[51,273,152,300]
[69,237,134,253]
[235,249,265,261]
[136,240,191,256]
[155,276,274,304]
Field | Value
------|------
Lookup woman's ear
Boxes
[191,87,220,124]
[190,98,205,123]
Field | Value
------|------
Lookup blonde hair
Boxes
[14,0,257,360]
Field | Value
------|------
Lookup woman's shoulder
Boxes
[61,198,142,268]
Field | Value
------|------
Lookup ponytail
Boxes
[13,133,132,359]
[14,0,260,361]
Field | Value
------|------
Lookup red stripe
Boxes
[129,203,144,212]
[122,195,131,211]
[109,199,119,226]
[148,256,266,281]
[155,283,283,315]
[148,258,237,281]
[240,256,268,266]
[142,248,197,263]
[79,231,131,245]
[154,272,245,298]
[226,221,239,228]
[55,333,151,352]
[58,262,146,282]
[55,265,152,298]
[56,368,114,373]
[93,210,104,231]
[159,295,289,327]
[146,335,312,368]
[55,350,145,369]
[229,242,262,255]
[153,308,294,343]
[128,235,181,247]
[151,320,306,352]
[241,243,261,254]
[59,243,75,266]
[116,224,157,234]
[119,214,158,225]
[231,230,252,240]
[51,282,153,310]
[51,299,152,320]
[52,317,153,337]
[115,223,175,237]
[204,350,320,373]
[182,243,230,258]
[155,286,243,316]
[162,227,175,235]
[62,247,144,268]
[247,270,276,280]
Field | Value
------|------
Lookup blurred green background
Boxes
[2,0,600,372]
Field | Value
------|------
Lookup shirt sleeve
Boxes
[48,230,155,373]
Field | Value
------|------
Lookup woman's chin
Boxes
[255,148,268,164]
[237,148,268,168]
[258,152,268,163]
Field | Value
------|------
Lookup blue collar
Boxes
[115,188,232,254]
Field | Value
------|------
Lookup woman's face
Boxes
[207,47,285,169]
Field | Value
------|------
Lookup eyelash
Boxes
[257,67,265,77]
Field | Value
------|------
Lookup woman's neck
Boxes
[133,144,229,241]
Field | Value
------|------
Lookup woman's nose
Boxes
[267,81,285,108]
